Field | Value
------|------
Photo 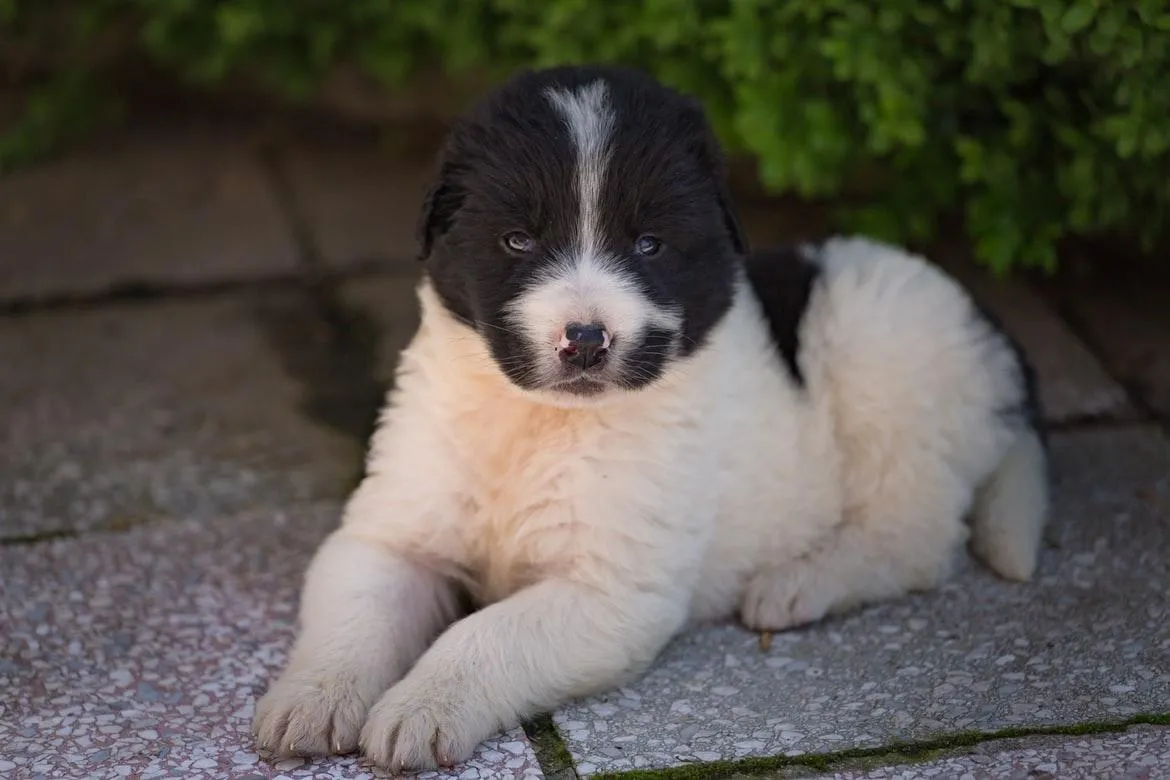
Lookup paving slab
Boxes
[829,725,1170,780]
[0,504,544,780]
[0,123,299,302]
[0,291,361,540]
[553,426,1170,776]
[279,142,434,270]
[1058,283,1170,420]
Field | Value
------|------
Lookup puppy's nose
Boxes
[559,323,610,370]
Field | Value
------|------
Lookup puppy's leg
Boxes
[742,470,969,631]
[969,428,1048,582]
[253,529,461,757]
[359,578,686,771]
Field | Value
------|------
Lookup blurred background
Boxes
[4,0,1170,275]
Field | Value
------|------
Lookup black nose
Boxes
[560,323,609,370]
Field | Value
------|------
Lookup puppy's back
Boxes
[805,236,1031,456]
[746,236,1042,544]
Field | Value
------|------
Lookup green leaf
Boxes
[1061,0,1098,35]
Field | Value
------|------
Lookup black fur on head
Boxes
[415,64,748,403]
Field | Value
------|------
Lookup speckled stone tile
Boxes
[0,123,298,302]
[827,725,1170,779]
[0,292,361,540]
[0,505,544,780]
[554,426,1170,775]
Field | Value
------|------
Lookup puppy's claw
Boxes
[758,631,773,652]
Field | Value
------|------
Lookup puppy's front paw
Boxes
[360,672,506,772]
[253,668,382,759]
[741,564,833,632]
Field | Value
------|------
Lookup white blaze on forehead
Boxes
[545,80,615,257]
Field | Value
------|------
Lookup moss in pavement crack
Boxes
[524,713,579,779]
[588,713,1170,779]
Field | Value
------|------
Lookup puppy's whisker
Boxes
[477,321,530,339]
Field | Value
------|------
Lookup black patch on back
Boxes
[744,244,823,387]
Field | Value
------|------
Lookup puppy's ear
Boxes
[416,147,467,261]
[416,173,457,261]
[717,181,748,257]
[684,98,749,256]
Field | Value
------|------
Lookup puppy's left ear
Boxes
[685,99,749,256]
[416,162,464,261]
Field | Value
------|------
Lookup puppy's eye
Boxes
[634,234,663,257]
[502,231,535,255]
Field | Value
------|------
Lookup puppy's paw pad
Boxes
[253,671,377,758]
[360,678,493,772]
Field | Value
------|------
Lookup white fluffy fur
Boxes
[253,235,1048,771]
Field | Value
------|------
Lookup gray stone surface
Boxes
[280,142,433,269]
[554,426,1170,776]
[0,292,361,540]
[829,725,1170,779]
[0,504,544,780]
[0,124,299,301]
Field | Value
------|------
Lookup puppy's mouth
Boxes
[551,375,610,397]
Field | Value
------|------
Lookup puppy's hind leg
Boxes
[969,428,1048,582]
[741,470,971,632]
[253,529,462,758]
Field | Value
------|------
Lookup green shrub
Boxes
[4,0,1169,274]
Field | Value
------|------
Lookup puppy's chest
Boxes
[448,401,594,603]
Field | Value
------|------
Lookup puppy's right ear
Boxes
[416,162,464,261]
[681,97,749,257]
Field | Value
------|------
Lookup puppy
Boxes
[253,64,1048,772]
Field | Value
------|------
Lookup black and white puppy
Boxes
[254,65,1048,771]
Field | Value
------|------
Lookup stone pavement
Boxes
[1,118,1167,780]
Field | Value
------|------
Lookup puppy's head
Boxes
[418,65,747,405]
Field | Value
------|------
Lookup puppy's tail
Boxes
[970,428,1049,581]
